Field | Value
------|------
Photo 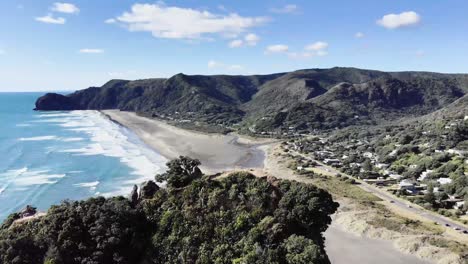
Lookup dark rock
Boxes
[20,205,37,218]
[35,93,77,111]
[130,185,139,206]
[140,181,159,199]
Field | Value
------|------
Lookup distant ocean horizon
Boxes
[0,92,167,221]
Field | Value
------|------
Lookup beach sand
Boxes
[102,110,274,174]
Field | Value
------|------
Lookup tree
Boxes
[155,156,203,188]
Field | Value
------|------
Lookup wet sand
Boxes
[102,110,272,174]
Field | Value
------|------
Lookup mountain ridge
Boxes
[35,67,468,134]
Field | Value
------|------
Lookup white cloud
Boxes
[105,18,116,24]
[51,2,80,14]
[0,49,5,55]
[377,11,421,29]
[208,60,243,71]
[271,41,329,59]
[416,50,425,57]
[355,32,365,38]
[35,14,66,24]
[265,44,289,53]
[228,33,260,48]
[111,3,268,40]
[229,39,244,48]
[245,33,260,46]
[270,4,298,14]
[305,41,328,51]
[79,49,104,54]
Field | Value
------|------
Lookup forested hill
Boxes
[0,157,339,264]
[35,67,468,133]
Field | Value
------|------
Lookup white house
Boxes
[389,174,403,180]
[417,170,433,181]
[399,179,415,189]
[437,178,453,185]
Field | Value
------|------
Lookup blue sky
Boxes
[0,0,467,92]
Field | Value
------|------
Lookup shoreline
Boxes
[101,110,276,174]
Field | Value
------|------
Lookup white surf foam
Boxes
[56,111,167,194]
[18,136,84,142]
[13,170,66,186]
[1,167,65,187]
[19,136,58,141]
[16,123,32,127]
[74,181,99,190]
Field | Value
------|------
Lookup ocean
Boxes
[0,92,167,221]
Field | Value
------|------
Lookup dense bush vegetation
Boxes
[0,157,338,264]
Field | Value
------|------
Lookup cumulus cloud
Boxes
[305,41,328,51]
[35,14,66,24]
[355,32,365,38]
[377,11,421,29]
[109,3,268,40]
[208,60,243,71]
[270,4,298,14]
[267,41,329,59]
[51,2,80,14]
[79,49,104,54]
[245,33,260,46]
[229,39,244,48]
[105,18,116,24]
[265,44,289,53]
[228,33,260,48]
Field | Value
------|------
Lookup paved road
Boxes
[293,151,468,234]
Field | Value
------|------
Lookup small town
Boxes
[278,115,468,233]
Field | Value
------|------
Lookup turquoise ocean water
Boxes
[0,92,166,221]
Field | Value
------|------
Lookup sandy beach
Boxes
[102,110,274,174]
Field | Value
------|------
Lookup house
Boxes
[454,201,465,210]
[399,179,415,190]
[375,163,389,169]
[324,158,341,166]
[437,178,452,185]
[441,196,464,209]
[389,174,403,180]
[417,170,433,181]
